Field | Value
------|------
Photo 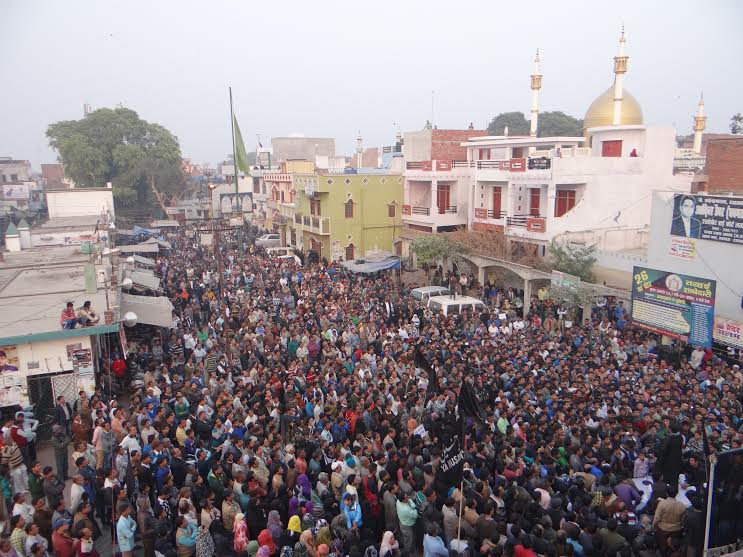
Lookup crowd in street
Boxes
[1,223,742,557]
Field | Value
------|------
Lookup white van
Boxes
[410,286,451,302]
[427,295,486,316]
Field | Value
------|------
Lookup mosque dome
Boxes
[583,86,643,134]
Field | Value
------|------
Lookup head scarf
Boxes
[288,496,299,517]
[257,546,270,557]
[380,531,399,557]
[267,510,283,542]
[316,526,332,548]
[297,474,312,499]
[246,541,260,557]
[288,515,302,533]
[257,529,278,555]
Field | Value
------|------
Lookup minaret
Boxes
[693,93,707,154]
[530,49,542,137]
[612,25,629,126]
[356,131,363,169]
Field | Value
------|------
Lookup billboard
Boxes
[2,183,30,200]
[713,316,743,349]
[631,266,716,347]
[670,194,743,245]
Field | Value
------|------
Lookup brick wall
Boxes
[431,129,486,161]
[706,138,743,193]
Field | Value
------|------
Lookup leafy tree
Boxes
[548,282,595,323]
[487,112,529,136]
[47,107,185,212]
[538,111,583,137]
[731,113,743,135]
[410,235,462,273]
[487,110,583,137]
[547,241,596,282]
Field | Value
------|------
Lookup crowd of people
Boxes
[1,223,742,557]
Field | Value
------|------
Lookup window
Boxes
[529,188,541,216]
[601,140,622,157]
[10,174,18,182]
[280,191,285,202]
[253,178,260,194]
[388,203,396,218]
[290,228,296,246]
[344,200,354,218]
[310,198,321,216]
[345,244,355,261]
[554,190,576,217]
[0,175,6,183]
[478,148,490,160]
[311,239,322,255]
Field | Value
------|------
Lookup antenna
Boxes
[431,90,435,128]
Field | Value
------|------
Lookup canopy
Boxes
[141,237,172,249]
[130,255,155,267]
[340,254,401,274]
[126,270,161,290]
[132,225,161,236]
[120,293,174,328]
[118,244,159,254]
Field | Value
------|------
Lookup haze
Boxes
[1,0,740,169]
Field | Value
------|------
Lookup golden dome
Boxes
[583,86,643,134]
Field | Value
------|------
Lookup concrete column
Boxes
[478,265,486,286]
[431,179,438,214]
[546,185,556,221]
[523,278,532,312]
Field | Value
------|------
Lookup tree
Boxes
[548,282,595,324]
[547,241,597,282]
[47,107,185,213]
[538,111,583,137]
[486,112,529,136]
[731,113,743,135]
[410,235,462,272]
[486,110,583,137]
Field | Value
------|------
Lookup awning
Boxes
[132,225,161,236]
[150,220,181,228]
[340,255,401,274]
[120,293,174,328]
[117,244,159,253]
[126,270,161,290]
[141,237,172,249]
[130,255,155,267]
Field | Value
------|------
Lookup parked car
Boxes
[410,286,451,302]
[427,295,485,316]
[255,233,281,248]
[266,246,302,265]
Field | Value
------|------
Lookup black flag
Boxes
[459,381,484,420]
[415,347,440,400]
[436,413,465,489]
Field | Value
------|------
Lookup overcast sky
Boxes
[2,0,740,169]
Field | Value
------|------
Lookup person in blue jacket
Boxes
[116,504,137,557]
[340,492,362,530]
[423,524,449,557]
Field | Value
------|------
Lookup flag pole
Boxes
[229,87,243,252]
[702,452,717,557]
[456,415,465,546]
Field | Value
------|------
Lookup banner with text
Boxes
[631,266,716,347]
[670,194,743,245]
[713,316,743,349]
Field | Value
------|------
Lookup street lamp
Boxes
[121,311,138,328]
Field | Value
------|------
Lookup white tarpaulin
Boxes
[120,294,174,328]
[118,244,159,254]
[127,270,161,290]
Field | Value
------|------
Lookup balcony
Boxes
[474,208,507,220]
[411,206,430,215]
[295,213,330,234]
[405,160,455,171]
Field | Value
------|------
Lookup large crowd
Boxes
[1,223,742,557]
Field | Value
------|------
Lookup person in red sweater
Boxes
[52,520,79,557]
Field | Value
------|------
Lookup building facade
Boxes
[290,172,404,261]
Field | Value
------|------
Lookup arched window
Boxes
[345,243,355,261]
[344,200,354,218]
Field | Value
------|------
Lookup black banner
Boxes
[437,419,464,488]
[528,157,551,170]
[670,194,743,244]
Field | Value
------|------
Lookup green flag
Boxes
[233,115,250,173]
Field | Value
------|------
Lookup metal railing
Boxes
[312,216,320,229]
[507,214,542,227]
[439,205,457,214]
[303,215,311,226]
[488,210,507,219]
[406,161,425,169]
[411,206,430,215]
[452,160,472,168]
[476,160,506,169]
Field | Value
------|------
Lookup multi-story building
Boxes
[290,171,404,261]
[401,129,486,233]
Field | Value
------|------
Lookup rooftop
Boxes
[462,136,586,148]
[0,245,117,343]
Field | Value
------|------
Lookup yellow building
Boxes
[290,172,404,261]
